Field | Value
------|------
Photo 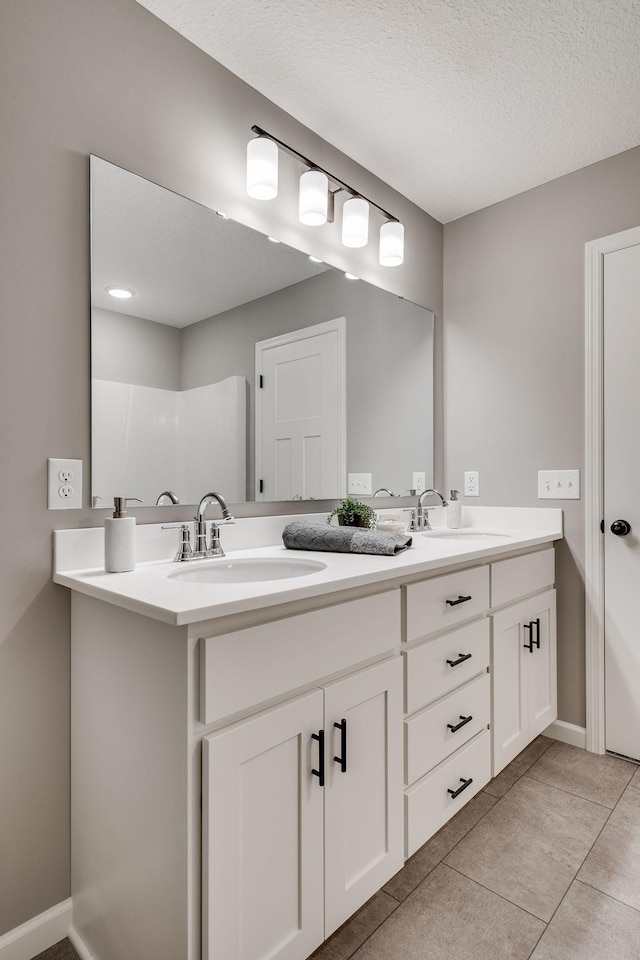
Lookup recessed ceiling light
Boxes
[344,272,359,280]
[106,285,135,299]
[267,236,280,243]
[309,255,323,263]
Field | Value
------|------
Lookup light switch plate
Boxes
[348,473,372,496]
[538,469,580,500]
[48,458,82,509]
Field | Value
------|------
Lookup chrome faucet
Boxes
[414,488,448,531]
[194,492,235,558]
[373,487,395,497]
[162,491,235,561]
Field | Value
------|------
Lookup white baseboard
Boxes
[544,719,587,749]
[0,898,72,960]
[68,927,94,960]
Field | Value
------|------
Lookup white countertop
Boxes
[53,507,562,627]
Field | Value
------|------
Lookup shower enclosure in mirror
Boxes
[90,157,435,508]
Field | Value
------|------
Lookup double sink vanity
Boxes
[54,506,562,960]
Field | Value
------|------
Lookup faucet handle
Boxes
[162,523,194,562]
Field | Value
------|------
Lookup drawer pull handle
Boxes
[311,729,325,787]
[333,718,347,773]
[447,714,473,733]
[523,619,541,652]
[446,652,472,668]
[448,777,474,799]
[446,595,472,607]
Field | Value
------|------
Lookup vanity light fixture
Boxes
[106,285,134,299]
[246,135,278,200]
[379,220,405,267]
[342,197,369,248]
[299,169,329,226]
[247,125,404,266]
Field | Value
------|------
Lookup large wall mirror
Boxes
[90,156,434,508]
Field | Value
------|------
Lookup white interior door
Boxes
[604,241,640,761]
[255,318,346,501]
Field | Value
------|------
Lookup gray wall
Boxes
[443,145,640,728]
[0,0,442,936]
[182,270,434,499]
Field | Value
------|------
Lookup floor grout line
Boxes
[572,877,640,918]
[442,861,551,926]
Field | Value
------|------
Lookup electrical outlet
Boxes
[48,458,82,509]
[348,473,372,496]
[412,472,426,495]
[464,471,479,497]
[538,469,580,500]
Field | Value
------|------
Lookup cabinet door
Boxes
[526,589,557,739]
[203,690,324,960]
[323,658,403,937]
[491,599,530,774]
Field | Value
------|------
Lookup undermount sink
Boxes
[422,530,512,541]
[168,556,328,584]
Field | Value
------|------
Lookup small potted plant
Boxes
[327,496,376,529]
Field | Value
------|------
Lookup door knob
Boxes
[611,519,631,537]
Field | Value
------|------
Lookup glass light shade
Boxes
[379,220,405,266]
[246,136,278,200]
[299,170,329,225]
[341,197,369,248]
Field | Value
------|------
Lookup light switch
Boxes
[348,473,372,496]
[537,469,580,500]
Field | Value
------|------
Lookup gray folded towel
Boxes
[282,521,412,556]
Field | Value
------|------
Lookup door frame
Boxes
[584,225,640,754]
[254,317,347,501]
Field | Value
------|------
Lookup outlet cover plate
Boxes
[538,469,580,500]
[464,471,479,497]
[48,458,82,509]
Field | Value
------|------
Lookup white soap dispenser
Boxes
[447,489,462,529]
[104,497,142,572]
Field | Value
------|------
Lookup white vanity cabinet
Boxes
[490,550,557,774]
[203,657,403,960]
[402,567,492,857]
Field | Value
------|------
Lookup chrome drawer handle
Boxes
[447,777,473,799]
[446,653,472,668]
[446,594,472,607]
[447,714,473,734]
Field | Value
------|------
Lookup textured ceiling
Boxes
[134,0,640,223]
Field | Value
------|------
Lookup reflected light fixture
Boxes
[247,124,404,266]
[246,135,278,200]
[309,255,323,263]
[344,272,359,280]
[379,220,405,267]
[106,285,134,299]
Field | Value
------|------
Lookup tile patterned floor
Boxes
[34,738,639,960]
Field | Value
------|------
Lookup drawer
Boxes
[404,618,489,714]
[404,566,490,643]
[200,590,400,724]
[404,673,490,785]
[491,548,555,608]
[404,729,491,858]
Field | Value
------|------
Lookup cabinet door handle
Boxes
[447,714,473,733]
[333,719,347,773]
[311,729,325,787]
[446,595,472,607]
[446,652,472,668]
[533,617,541,649]
[524,619,541,652]
[447,777,473,799]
